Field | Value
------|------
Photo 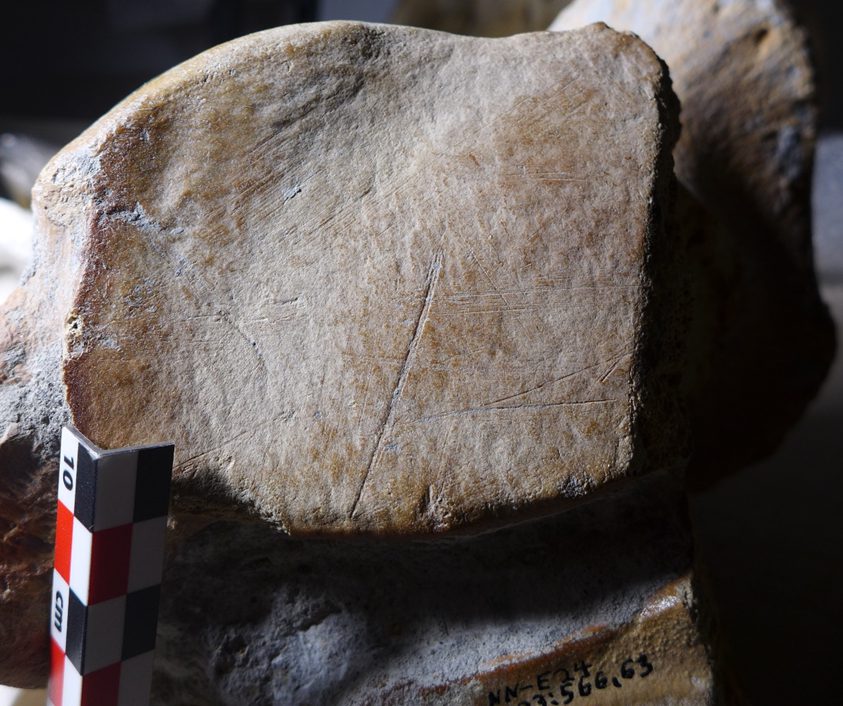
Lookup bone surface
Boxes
[153,474,718,704]
[0,21,682,686]
[7,22,680,535]
[553,0,836,481]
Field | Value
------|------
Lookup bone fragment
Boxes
[0,21,683,686]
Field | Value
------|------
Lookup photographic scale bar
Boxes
[49,426,174,706]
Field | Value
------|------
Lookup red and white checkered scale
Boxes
[49,426,173,706]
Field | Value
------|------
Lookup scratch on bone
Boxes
[175,411,296,468]
[350,254,443,518]
[478,349,632,408]
[484,360,605,407]
[416,398,616,423]
[598,350,632,383]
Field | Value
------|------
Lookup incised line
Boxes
[350,253,443,517]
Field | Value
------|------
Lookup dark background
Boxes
[0,0,840,129]
[1,1,841,704]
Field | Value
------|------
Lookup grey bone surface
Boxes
[154,473,695,705]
